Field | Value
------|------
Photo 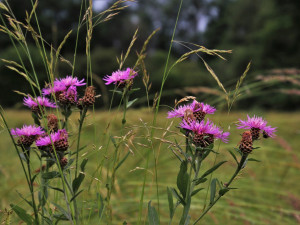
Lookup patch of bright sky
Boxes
[93,0,107,11]
[93,0,212,31]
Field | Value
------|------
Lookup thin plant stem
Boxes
[75,107,88,178]
[192,154,248,224]
[138,0,184,223]
[25,151,39,224]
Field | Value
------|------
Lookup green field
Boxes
[0,109,299,224]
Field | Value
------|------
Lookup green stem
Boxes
[121,90,128,127]
[179,149,202,225]
[75,107,88,178]
[25,149,39,225]
[192,154,248,224]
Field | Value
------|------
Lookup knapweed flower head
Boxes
[47,114,58,133]
[103,68,138,86]
[36,129,69,152]
[54,76,86,88]
[42,76,85,105]
[58,85,78,105]
[82,86,96,106]
[24,96,57,115]
[180,119,229,147]
[42,83,66,96]
[237,115,277,140]
[11,125,45,146]
[167,100,216,122]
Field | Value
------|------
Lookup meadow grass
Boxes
[0,109,299,224]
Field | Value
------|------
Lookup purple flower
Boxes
[11,125,45,146]
[65,86,77,103]
[237,115,277,139]
[54,76,86,88]
[42,83,66,96]
[35,135,54,148]
[180,119,229,145]
[36,129,69,151]
[167,100,216,122]
[24,96,57,109]
[11,125,45,137]
[42,76,85,96]
[103,68,138,85]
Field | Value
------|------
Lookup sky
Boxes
[93,0,107,11]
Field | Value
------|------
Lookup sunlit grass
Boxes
[0,109,299,224]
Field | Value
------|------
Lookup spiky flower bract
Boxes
[11,125,45,146]
[36,129,69,151]
[180,119,229,147]
[42,76,85,103]
[103,68,138,85]
[237,115,277,139]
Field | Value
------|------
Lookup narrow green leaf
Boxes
[126,98,138,108]
[53,213,69,223]
[42,171,60,179]
[200,161,227,179]
[115,151,130,171]
[110,136,117,148]
[193,177,208,185]
[80,158,88,172]
[70,190,83,202]
[169,147,183,162]
[219,188,229,196]
[16,191,33,207]
[228,150,238,164]
[167,187,174,219]
[31,174,38,183]
[234,147,242,156]
[177,161,190,198]
[10,204,33,225]
[148,201,160,225]
[248,158,261,162]
[109,89,123,95]
[97,193,104,218]
[128,88,140,95]
[72,173,85,194]
[171,188,185,205]
[48,186,64,193]
[191,188,204,196]
[210,178,217,205]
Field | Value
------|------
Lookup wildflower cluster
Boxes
[103,67,138,89]
[168,100,228,148]
[237,115,277,154]
[166,99,277,224]
[11,76,96,167]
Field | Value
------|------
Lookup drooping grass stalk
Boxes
[192,154,248,224]
[71,0,84,76]
[138,1,184,223]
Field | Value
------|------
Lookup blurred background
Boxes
[0,0,299,110]
[0,1,300,224]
